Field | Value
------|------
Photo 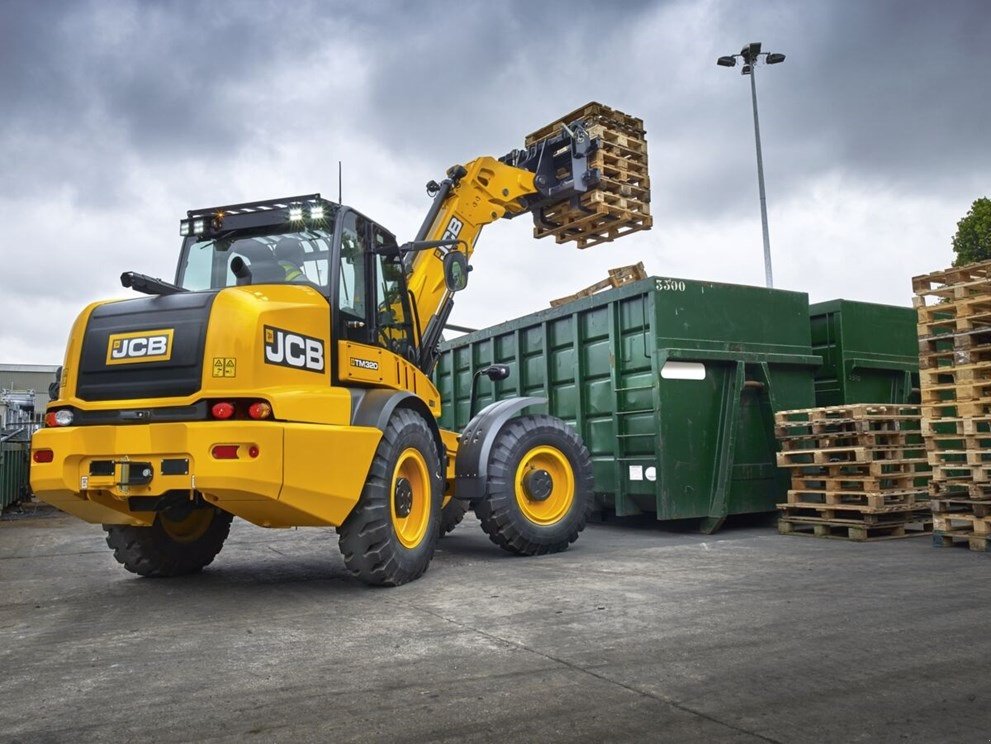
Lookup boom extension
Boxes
[408,124,602,372]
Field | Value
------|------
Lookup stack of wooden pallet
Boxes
[525,102,652,249]
[913,260,991,553]
[774,404,932,541]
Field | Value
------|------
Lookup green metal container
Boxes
[1,434,30,510]
[809,299,919,406]
[436,277,818,532]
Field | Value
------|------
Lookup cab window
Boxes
[338,213,367,320]
[374,240,414,359]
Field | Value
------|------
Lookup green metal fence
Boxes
[1,432,30,510]
[436,276,819,532]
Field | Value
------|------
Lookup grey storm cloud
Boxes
[1,0,989,364]
[4,0,989,211]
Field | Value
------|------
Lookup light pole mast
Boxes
[717,43,786,289]
[749,60,772,288]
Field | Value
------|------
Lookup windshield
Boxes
[177,227,334,291]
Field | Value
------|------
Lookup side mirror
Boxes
[480,364,510,381]
[443,252,470,292]
[230,256,253,286]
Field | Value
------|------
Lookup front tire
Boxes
[339,408,443,586]
[103,505,233,578]
[475,415,593,556]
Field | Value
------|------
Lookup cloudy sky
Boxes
[2,0,989,364]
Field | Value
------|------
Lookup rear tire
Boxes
[103,505,233,578]
[339,408,443,586]
[439,497,470,535]
[475,415,593,556]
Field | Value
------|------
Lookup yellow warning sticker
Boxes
[213,357,236,378]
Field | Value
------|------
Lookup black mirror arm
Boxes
[392,238,469,256]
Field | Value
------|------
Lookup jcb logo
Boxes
[264,326,324,373]
[106,330,174,365]
[442,216,463,242]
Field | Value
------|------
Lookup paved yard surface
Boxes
[0,509,988,743]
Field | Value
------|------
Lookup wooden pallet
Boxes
[912,259,991,298]
[548,263,647,307]
[926,445,991,464]
[789,474,928,492]
[783,489,928,510]
[526,102,651,249]
[932,511,991,534]
[524,101,644,147]
[787,462,931,481]
[776,429,923,452]
[932,530,990,552]
[930,496,991,517]
[928,479,991,499]
[919,343,991,373]
[774,404,920,427]
[534,208,653,249]
[778,517,933,541]
[778,504,930,523]
[776,446,926,467]
[923,416,991,436]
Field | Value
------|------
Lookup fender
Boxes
[349,389,445,464]
[454,396,546,503]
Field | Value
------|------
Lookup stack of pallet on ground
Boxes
[913,259,991,553]
[525,102,652,249]
[774,404,932,541]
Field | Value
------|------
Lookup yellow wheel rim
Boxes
[390,448,431,549]
[514,445,575,525]
[160,508,213,543]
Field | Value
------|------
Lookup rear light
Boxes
[211,402,235,420]
[248,445,260,458]
[33,449,54,463]
[211,445,239,459]
[45,410,73,427]
[248,401,272,420]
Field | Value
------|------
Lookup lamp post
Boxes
[717,42,785,289]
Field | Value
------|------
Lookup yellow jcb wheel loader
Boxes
[31,114,637,586]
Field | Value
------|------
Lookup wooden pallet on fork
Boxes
[525,101,652,249]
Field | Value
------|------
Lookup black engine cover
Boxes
[75,292,216,402]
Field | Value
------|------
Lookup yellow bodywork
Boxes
[33,157,540,530]
[33,286,385,528]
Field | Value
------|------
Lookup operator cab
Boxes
[174,194,417,362]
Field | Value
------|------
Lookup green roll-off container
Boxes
[435,277,818,532]
[809,299,919,406]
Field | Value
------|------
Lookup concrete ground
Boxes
[0,508,988,744]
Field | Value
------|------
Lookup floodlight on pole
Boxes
[716,42,786,288]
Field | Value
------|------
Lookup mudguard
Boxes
[454,396,546,503]
[349,389,444,462]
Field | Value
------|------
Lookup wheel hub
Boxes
[522,469,553,502]
[394,477,414,517]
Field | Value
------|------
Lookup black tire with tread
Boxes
[474,414,593,556]
[439,497,470,535]
[103,506,233,578]
[338,407,443,586]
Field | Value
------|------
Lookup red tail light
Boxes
[211,445,239,459]
[45,413,57,428]
[248,445,260,458]
[33,449,54,464]
[211,402,235,420]
[248,401,272,420]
